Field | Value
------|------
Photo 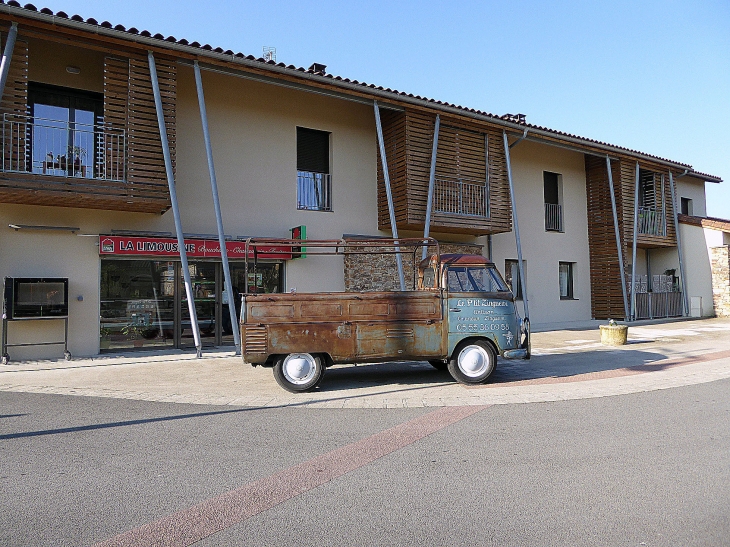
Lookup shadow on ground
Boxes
[316,347,678,392]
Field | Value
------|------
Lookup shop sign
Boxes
[99,236,292,260]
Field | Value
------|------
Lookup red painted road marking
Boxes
[93,404,488,547]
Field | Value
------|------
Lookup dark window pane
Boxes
[543,172,559,205]
[297,127,329,173]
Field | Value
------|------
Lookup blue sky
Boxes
[35,0,730,218]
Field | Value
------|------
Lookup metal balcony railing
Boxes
[297,171,332,211]
[544,202,563,232]
[433,177,488,217]
[1,114,126,182]
[638,206,666,236]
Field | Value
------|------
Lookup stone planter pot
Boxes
[599,324,628,346]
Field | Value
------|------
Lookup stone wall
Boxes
[710,245,730,317]
[344,242,484,292]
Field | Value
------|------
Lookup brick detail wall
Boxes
[710,245,730,317]
[344,242,484,292]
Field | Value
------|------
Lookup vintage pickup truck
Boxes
[241,239,530,392]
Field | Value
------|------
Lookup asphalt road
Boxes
[1,378,729,547]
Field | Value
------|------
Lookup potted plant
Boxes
[99,326,112,350]
[121,323,145,347]
[599,318,628,346]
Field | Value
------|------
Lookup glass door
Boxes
[180,262,217,348]
[220,262,283,346]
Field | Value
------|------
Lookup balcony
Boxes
[433,177,488,218]
[544,202,563,232]
[2,113,125,181]
[638,206,666,237]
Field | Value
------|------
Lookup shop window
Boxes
[297,126,331,211]
[543,171,563,232]
[100,260,175,351]
[504,259,525,299]
[559,262,575,299]
[28,82,103,178]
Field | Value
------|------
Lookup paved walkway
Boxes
[1,317,729,408]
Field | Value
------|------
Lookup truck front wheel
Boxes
[273,353,325,392]
[448,340,496,384]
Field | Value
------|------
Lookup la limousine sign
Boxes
[99,236,292,260]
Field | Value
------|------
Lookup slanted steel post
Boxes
[194,61,240,355]
[606,156,629,320]
[0,23,17,100]
[148,51,202,357]
[630,162,640,321]
[502,131,529,320]
[669,171,690,316]
[422,114,440,260]
[374,100,405,291]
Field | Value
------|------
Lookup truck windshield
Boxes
[446,266,509,293]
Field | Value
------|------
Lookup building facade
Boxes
[0,3,722,360]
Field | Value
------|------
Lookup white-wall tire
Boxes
[447,340,496,384]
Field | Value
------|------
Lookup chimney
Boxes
[308,63,327,74]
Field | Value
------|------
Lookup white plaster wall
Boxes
[490,140,592,324]
[0,205,150,358]
[676,176,707,217]
[0,65,385,357]
[651,224,714,316]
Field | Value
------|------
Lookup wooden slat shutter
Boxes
[0,34,28,172]
[126,54,175,197]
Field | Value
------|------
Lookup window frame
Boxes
[296,126,332,212]
[543,171,564,232]
[559,261,576,300]
[504,259,524,300]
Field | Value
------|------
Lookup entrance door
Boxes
[179,262,217,348]
[221,262,283,346]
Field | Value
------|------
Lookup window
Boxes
[297,127,331,211]
[504,259,524,299]
[446,266,508,293]
[29,83,103,178]
[681,197,693,216]
[543,171,563,232]
[559,262,575,299]
[638,169,655,208]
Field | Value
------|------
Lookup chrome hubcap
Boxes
[282,353,317,385]
[457,345,491,378]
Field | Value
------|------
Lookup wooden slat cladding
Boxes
[585,155,679,319]
[377,108,512,235]
[585,155,627,319]
[0,36,28,118]
[126,55,176,193]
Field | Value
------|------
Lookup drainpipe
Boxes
[0,22,17,100]
[373,100,405,291]
[669,169,690,316]
[194,61,240,355]
[502,130,529,320]
[630,162,640,321]
[148,51,202,357]
[606,156,629,320]
[422,114,440,260]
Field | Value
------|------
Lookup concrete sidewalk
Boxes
[1,317,729,408]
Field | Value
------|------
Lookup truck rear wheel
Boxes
[448,340,496,384]
[273,353,325,392]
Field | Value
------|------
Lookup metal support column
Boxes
[194,61,240,355]
[630,162,640,321]
[606,156,629,320]
[374,100,405,291]
[148,51,202,357]
[422,114,440,260]
[502,131,529,320]
[0,22,17,100]
[669,171,690,316]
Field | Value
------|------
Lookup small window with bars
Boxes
[504,259,525,299]
[297,127,331,211]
